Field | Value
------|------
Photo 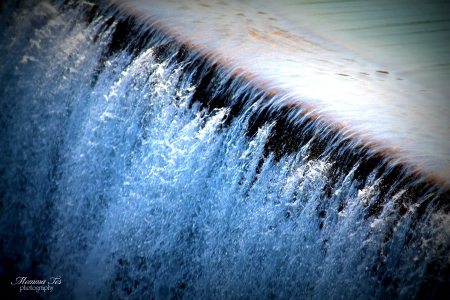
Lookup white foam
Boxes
[110,0,450,186]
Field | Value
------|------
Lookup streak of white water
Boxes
[110,0,450,187]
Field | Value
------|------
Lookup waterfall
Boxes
[1,0,449,299]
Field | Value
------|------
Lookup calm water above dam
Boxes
[0,0,449,299]
[112,0,450,186]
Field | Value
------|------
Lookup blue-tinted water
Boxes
[111,0,450,185]
[0,1,449,299]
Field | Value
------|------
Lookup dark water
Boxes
[0,1,449,299]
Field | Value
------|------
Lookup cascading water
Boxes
[1,0,449,299]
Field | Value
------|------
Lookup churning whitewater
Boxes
[0,0,449,299]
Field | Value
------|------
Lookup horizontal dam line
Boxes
[98,0,450,191]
